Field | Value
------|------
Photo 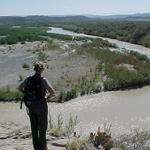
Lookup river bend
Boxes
[1,27,150,136]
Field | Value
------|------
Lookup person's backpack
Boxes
[20,75,43,109]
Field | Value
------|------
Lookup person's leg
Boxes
[38,104,48,150]
[29,108,39,150]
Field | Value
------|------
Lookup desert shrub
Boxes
[104,67,137,90]
[136,68,150,85]
[67,141,78,150]
[79,83,102,96]
[22,63,30,69]
[49,112,78,137]
[58,91,67,102]
[66,139,94,150]
[81,38,117,48]
[38,52,47,61]
[64,114,78,137]
[96,62,103,72]
[58,88,77,102]
[49,33,72,41]
[89,127,114,150]
[0,37,7,44]
[21,41,25,44]
[130,50,149,62]
[47,40,60,50]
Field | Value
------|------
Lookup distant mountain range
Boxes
[0,13,150,24]
[84,13,150,20]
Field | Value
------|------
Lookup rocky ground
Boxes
[0,123,123,150]
[0,123,68,150]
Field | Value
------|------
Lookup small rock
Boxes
[21,133,31,139]
[0,135,9,139]
[51,139,69,147]
[12,136,19,139]
[111,148,123,150]
[7,129,21,137]
[46,135,58,141]
[98,144,104,150]
[82,55,86,59]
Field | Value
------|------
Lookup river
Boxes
[1,27,150,137]
[48,27,150,57]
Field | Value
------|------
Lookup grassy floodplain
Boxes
[0,25,49,45]
[0,23,150,102]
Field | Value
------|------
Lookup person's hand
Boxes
[44,96,50,101]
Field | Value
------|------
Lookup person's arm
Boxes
[18,86,24,95]
[44,89,54,101]
[17,78,28,95]
[43,78,54,101]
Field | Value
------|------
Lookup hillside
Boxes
[1,13,150,24]
[0,16,92,24]
[0,16,25,24]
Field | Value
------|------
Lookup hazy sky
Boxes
[0,0,150,16]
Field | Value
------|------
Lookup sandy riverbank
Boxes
[0,39,97,98]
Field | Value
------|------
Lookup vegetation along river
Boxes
[1,27,150,137]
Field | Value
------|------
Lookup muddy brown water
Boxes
[1,27,150,137]
[1,87,150,136]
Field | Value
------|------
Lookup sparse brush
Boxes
[57,112,63,131]
[58,89,77,102]
[114,129,150,150]
[18,74,23,81]
[27,48,32,52]
[0,89,23,101]
[49,112,78,137]
[64,114,78,137]
[49,112,54,130]
[67,139,91,150]
[47,40,60,50]
[38,52,47,61]
[67,141,78,150]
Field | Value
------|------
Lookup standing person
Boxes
[18,61,54,150]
